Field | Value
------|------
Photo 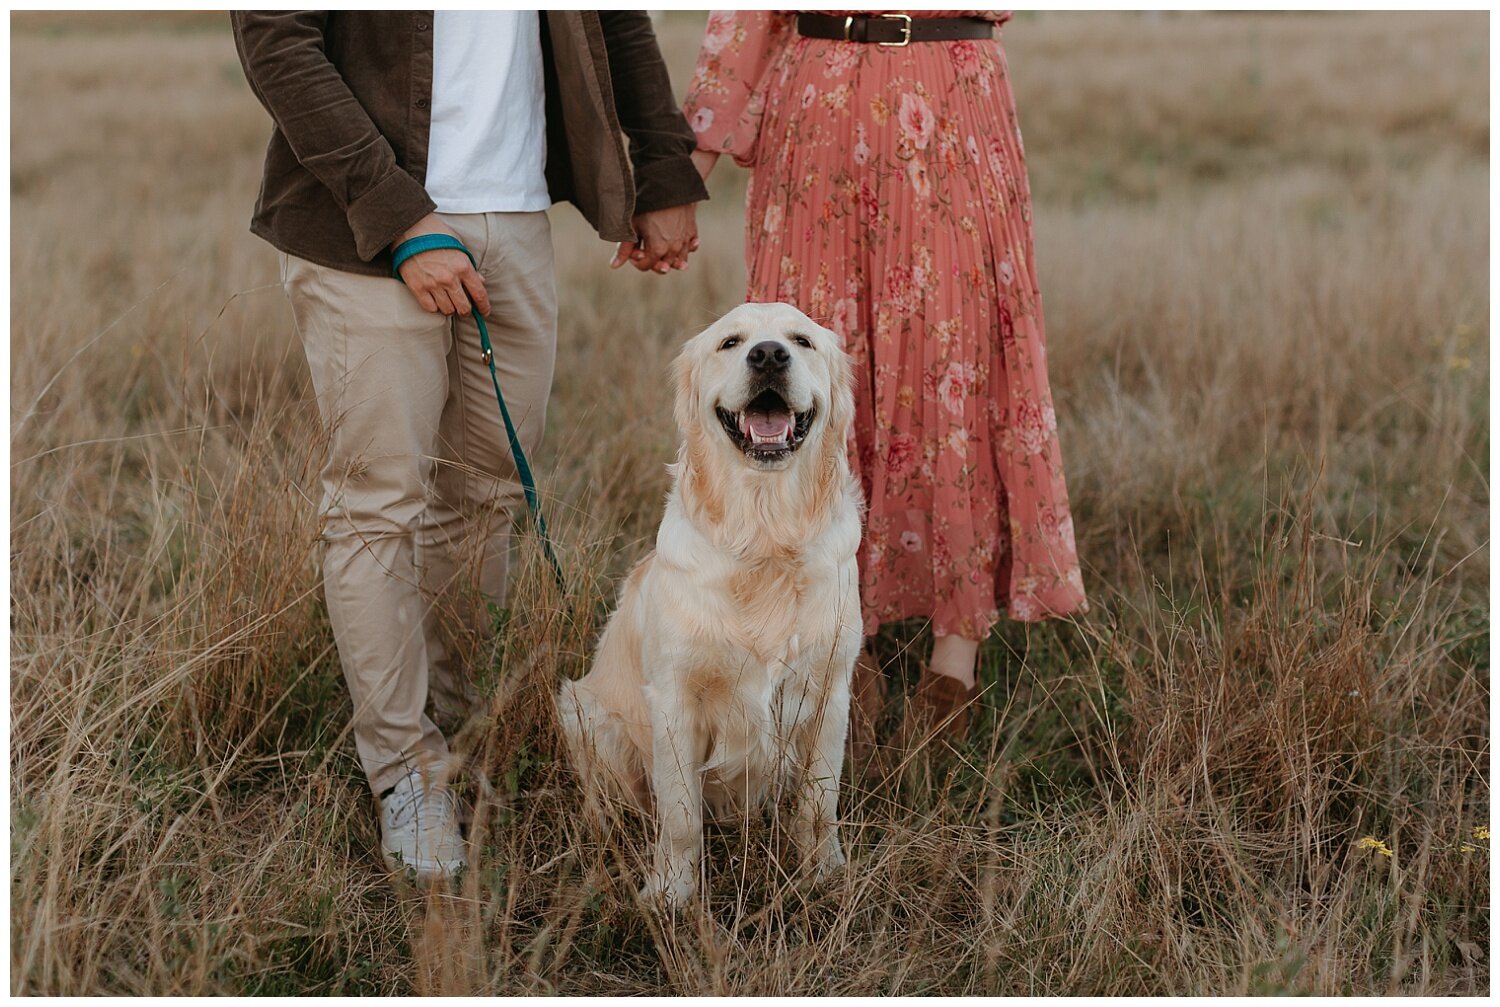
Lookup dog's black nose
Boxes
[747,341,791,373]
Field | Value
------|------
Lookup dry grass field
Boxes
[9,11,1489,995]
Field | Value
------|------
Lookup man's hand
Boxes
[610,203,700,274]
[392,213,491,316]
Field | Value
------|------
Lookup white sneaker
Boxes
[380,768,466,881]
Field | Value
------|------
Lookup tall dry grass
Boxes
[10,11,1488,995]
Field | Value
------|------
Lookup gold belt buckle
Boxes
[877,13,913,47]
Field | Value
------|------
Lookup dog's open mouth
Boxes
[716,388,816,462]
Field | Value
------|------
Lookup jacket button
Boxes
[415,20,429,30]
[415,98,429,110]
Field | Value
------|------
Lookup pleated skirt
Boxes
[743,26,1086,638]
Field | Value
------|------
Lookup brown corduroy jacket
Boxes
[232,11,708,276]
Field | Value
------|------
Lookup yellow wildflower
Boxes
[1472,826,1489,842]
[1356,837,1393,858]
[1460,843,1477,855]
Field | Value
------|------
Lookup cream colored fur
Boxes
[556,302,863,905]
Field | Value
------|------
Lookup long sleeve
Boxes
[597,11,711,215]
[230,12,435,261]
[681,11,795,168]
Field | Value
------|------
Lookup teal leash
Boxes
[392,233,565,590]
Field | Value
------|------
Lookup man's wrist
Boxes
[391,211,446,254]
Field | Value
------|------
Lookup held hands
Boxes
[610,204,701,274]
[392,213,491,316]
[606,154,717,274]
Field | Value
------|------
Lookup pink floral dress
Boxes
[684,11,1086,640]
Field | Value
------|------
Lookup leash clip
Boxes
[481,346,493,367]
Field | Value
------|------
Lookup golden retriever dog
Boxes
[556,302,862,905]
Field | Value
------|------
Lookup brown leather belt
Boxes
[796,12,994,46]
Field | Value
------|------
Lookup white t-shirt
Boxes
[425,11,550,214]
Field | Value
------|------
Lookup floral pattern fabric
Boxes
[684,11,1086,639]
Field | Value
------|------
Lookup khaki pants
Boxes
[281,211,556,797]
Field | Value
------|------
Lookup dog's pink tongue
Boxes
[745,410,794,441]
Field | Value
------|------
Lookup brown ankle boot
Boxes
[900,665,978,746]
[847,648,886,766]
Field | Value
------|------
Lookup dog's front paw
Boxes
[638,870,696,911]
[806,834,847,880]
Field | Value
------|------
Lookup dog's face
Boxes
[676,303,853,472]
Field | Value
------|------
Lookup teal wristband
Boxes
[391,232,475,279]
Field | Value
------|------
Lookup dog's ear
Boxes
[825,327,856,443]
[672,341,700,437]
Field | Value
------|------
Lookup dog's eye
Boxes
[718,336,743,351]
[791,335,813,349]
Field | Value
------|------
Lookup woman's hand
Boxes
[610,204,700,274]
[391,213,490,316]
[606,151,717,274]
